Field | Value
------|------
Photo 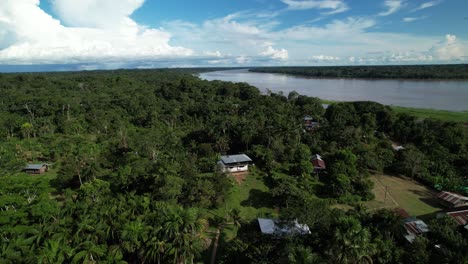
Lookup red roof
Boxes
[404,220,429,235]
[311,155,326,170]
[446,208,468,226]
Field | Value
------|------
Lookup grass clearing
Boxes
[364,174,443,218]
[392,106,468,123]
[214,168,276,221]
[208,168,276,240]
[319,99,468,123]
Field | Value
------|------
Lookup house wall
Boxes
[223,164,249,173]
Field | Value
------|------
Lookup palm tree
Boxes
[163,207,208,264]
[329,217,375,264]
[145,237,167,264]
[209,208,242,264]
[121,218,151,262]
[289,246,320,264]
[37,239,73,264]
[72,241,106,264]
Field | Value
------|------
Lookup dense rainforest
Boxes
[0,69,467,263]
[250,64,468,79]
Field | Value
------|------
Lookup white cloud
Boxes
[311,55,340,61]
[413,0,442,11]
[378,0,405,16]
[236,56,251,64]
[0,0,192,64]
[203,50,222,57]
[403,16,425,22]
[433,34,466,61]
[260,46,289,60]
[0,1,466,67]
[280,0,349,14]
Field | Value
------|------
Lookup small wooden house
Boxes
[303,115,320,132]
[23,164,49,174]
[217,154,252,174]
[311,154,326,171]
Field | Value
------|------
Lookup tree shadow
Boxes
[241,189,274,209]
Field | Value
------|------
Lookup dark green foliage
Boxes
[251,64,468,79]
[0,69,467,263]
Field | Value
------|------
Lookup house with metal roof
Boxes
[403,217,429,243]
[217,154,252,174]
[258,218,310,237]
[438,206,468,226]
[23,164,49,174]
[303,115,320,132]
[437,191,468,208]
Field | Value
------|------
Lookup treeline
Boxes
[0,69,467,263]
[250,64,468,79]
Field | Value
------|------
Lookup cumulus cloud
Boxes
[432,34,467,61]
[413,0,442,12]
[378,0,405,16]
[281,0,349,14]
[260,46,289,60]
[0,0,192,64]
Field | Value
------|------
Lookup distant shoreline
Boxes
[248,70,468,82]
[249,64,468,81]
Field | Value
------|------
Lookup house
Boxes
[217,154,252,174]
[438,206,468,226]
[23,164,49,174]
[257,218,310,236]
[392,145,405,151]
[437,191,468,208]
[403,217,429,243]
[303,115,320,132]
[311,154,326,171]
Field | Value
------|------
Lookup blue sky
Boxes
[1,0,467,70]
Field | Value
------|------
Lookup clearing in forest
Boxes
[364,174,442,217]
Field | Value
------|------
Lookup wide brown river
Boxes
[199,69,468,111]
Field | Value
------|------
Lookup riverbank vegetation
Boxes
[251,64,468,79]
[0,69,467,263]
[320,98,468,123]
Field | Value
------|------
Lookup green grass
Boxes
[392,106,468,123]
[214,168,276,221]
[319,99,468,123]
[364,174,442,218]
[207,168,277,240]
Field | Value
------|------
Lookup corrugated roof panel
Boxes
[24,164,47,170]
[220,154,252,165]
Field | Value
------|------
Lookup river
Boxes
[199,69,468,111]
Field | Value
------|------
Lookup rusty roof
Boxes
[437,191,468,206]
[446,208,468,226]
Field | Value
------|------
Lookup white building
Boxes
[217,154,252,173]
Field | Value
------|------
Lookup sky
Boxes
[0,0,467,71]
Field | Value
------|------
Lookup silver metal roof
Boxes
[220,154,252,165]
[258,218,310,236]
[24,164,47,170]
[258,218,276,234]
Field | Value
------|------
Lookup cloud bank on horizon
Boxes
[0,0,467,69]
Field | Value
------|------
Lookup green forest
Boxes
[251,64,468,79]
[0,69,467,263]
